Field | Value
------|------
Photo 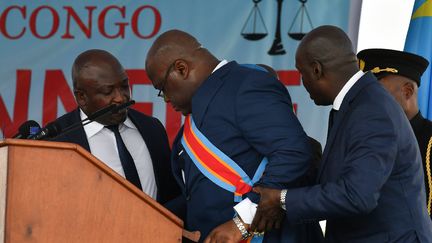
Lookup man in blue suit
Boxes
[52,49,180,204]
[145,30,321,242]
[252,25,432,242]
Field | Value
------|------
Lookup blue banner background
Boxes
[0,0,350,145]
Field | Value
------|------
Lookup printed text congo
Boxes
[0,5,161,39]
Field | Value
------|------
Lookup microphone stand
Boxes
[50,100,136,140]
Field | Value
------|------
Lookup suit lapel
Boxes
[171,127,187,193]
[317,72,376,180]
[63,109,91,152]
[191,61,235,127]
[318,107,347,180]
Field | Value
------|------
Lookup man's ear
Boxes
[402,81,415,99]
[74,89,87,107]
[311,60,323,80]
[174,59,189,79]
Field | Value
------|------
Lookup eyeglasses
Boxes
[157,62,175,99]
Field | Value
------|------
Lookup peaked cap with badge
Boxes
[357,48,429,86]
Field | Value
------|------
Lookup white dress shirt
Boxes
[333,70,365,110]
[212,59,228,72]
[80,109,157,199]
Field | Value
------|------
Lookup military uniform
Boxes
[411,111,432,218]
[357,48,432,218]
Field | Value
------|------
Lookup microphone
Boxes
[13,120,41,139]
[87,104,116,121]
[51,100,135,139]
[111,100,135,114]
[52,104,116,138]
[30,122,62,140]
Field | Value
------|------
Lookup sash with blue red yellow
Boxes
[181,115,267,242]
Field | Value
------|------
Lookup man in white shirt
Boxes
[251,25,432,242]
[52,49,180,204]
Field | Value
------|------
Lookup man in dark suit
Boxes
[145,30,320,242]
[52,49,180,204]
[252,26,432,242]
[357,48,432,219]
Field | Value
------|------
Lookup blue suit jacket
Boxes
[170,61,319,242]
[284,72,432,242]
[52,108,181,204]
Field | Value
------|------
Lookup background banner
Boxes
[0,0,350,145]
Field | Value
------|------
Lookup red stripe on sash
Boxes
[183,116,252,195]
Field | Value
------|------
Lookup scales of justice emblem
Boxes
[241,0,314,55]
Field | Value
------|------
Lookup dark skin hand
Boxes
[204,219,243,243]
[251,186,285,233]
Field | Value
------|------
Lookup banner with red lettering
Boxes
[0,1,351,145]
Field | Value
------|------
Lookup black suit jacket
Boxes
[52,108,180,204]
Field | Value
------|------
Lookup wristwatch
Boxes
[233,215,252,240]
[280,189,287,210]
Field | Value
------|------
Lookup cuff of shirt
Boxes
[233,197,257,224]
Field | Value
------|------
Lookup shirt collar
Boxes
[79,109,136,138]
[123,115,136,130]
[333,70,364,110]
[211,60,228,74]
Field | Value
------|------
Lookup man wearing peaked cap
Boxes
[357,48,432,220]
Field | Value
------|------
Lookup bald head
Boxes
[145,29,219,115]
[71,49,130,125]
[72,49,124,90]
[297,25,357,75]
[146,30,202,68]
[295,25,359,105]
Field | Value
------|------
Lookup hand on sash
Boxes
[251,186,285,233]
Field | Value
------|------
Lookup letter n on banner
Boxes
[0,70,31,137]
[43,70,77,126]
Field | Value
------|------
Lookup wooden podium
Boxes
[0,139,196,243]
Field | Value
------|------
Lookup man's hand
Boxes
[251,186,285,232]
[204,219,244,243]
